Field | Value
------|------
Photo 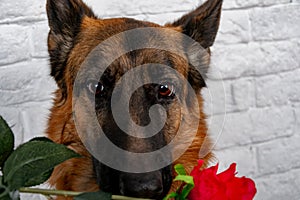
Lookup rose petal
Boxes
[217,163,237,182]
[188,161,257,200]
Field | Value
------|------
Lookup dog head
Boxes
[46,0,222,198]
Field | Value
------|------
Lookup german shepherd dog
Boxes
[46,0,222,199]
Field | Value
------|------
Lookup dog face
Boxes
[46,0,222,199]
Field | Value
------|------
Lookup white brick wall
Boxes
[0,0,299,199]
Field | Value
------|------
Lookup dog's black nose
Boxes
[119,172,163,198]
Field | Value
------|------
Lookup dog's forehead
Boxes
[80,17,163,44]
[111,48,187,73]
[68,17,189,81]
[76,48,189,85]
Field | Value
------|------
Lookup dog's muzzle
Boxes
[92,157,172,199]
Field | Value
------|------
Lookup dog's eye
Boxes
[158,83,175,98]
[87,80,104,96]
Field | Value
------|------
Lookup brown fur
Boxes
[46,0,222,199]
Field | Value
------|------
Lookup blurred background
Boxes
[0,0,299,199]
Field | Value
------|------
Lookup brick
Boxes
[254,39,300,75]
[202,79,229,115]
[258,0,291,6]
[208,113,252,150]
[229,78,255,111]
[216,10,251,44]
[202,78,255,115]
[20,102,53,142]
[256,168,300,200]
[249,106,295,142]
[144,12,186,25]
[30,21,49,58]
[235,0,260,7]
[0,59,57,106]
[0,0,45,20]
[256,69,300,107]
[294,104,300,129]
[0,25,31,65]
[208,111,253,149]
[212,38,300,79]
[256,135,300,176]
[222,0,291,9]
[250,4,300,41]
[214,146,257,176]
[222,1,239,10]
[210,106,295,149]
[222,0,256,9]
[210,43,259,79]
[85,0,201,17]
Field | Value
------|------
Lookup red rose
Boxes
[188,160,257,200]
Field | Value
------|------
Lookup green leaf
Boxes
[23,169,53,187]
[0,176,12,200]
[163,192,178,200]
[0,191,12,200]
[74,191,112,200]
[173,175,194,185]
[0,116,14,168]
[0,194,11,200]
[163,166,193,200]
[29,137,54,143]
[3,140,80,190]
[181,183,194,199]
[173,175,194,200]
[174,164,186,176]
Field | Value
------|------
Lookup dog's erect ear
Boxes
[166,0,223,90]
[168,0,222,48]
[46,0,96,95]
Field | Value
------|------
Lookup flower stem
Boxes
[111,195,153,200]
[19,187,153,200]
[19,187,81,197]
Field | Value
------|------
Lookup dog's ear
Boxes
[46,0,96,96]
[168,0,222,49]
[167,0,222,90]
